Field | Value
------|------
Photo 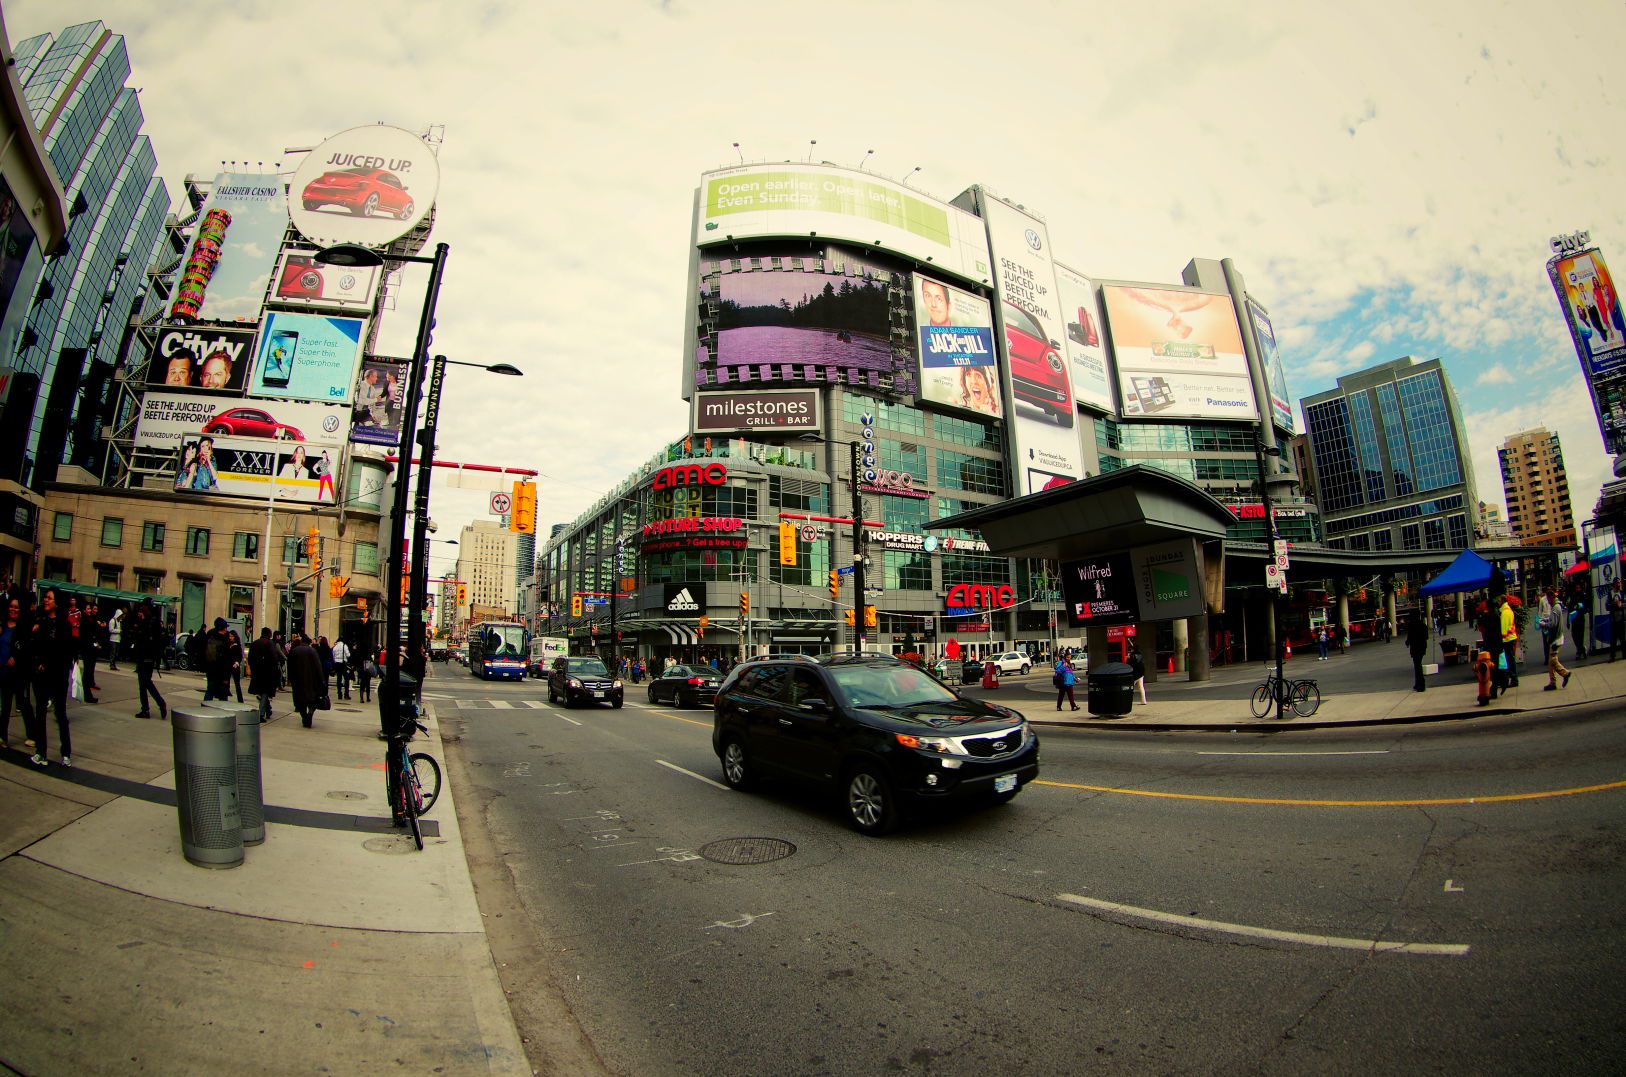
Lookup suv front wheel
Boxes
[844,765,900,836]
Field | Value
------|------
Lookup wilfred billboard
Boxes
[290,124,440,249]
[1246,295,1294,432]
[913,276,1001,421]
[1101,284,1256,421]
[134,392,350,450]
[248,311,367,404]
[170,433,342,506]
[149,326,255,394]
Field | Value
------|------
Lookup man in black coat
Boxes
[285,633,326,728]
[201,617,234,702]
[130,600,167,720]
[247,628,282,723]
[1405,611,1430,692]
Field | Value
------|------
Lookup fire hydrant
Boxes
[981,662,1000,689]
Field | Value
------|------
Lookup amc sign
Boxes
[945,583,1015,611]
[651,462,727,491]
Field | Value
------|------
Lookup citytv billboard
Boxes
[248,311,367,404]
[912,276,1001,421]
[150,326,255,394]
[696,163,992,285]
[1101,284,1256,421]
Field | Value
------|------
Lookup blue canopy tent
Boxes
[1417,549,1504,598]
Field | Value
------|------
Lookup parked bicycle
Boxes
[1250,667,1321,719]
[386,713,442,850]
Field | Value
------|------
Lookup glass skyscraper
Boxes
[0,20,171,486]
[1301,356,1479,552]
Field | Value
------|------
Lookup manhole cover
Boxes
[363,835,418,855]
[699,837,796,865]
[326,790,369,801]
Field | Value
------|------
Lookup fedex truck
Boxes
[527,636,569,678]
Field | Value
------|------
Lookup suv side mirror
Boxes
[801,697,830,713]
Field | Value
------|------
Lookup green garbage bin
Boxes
[1086,663,1136,717]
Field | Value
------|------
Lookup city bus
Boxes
[467,621,529,680]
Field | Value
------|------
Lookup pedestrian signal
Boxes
[829,570,840,598]
[778,522,797,566]
[843,609,856,626]
[864,605,877,628]
[739,590,750,618]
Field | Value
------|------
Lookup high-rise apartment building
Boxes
[1498,426,1575,548]
[454,520,520,623]
[1300,356,1480,552]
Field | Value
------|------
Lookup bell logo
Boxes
[667,587,701,613]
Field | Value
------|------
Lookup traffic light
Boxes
[357,597,369,621]
[778,522,797,566]
[843,608,855,626]
[698,614,709,630]
[456,582,467,606]
[739,590,750,619]
[328,575,349,599]
[865,605,877,628]
[305,525,321,571]
[829,570,840,598]
[510,480,536,534]
[572,594,583,617]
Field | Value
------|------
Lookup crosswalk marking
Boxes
[522,700,548,709]
[489,700,515,709]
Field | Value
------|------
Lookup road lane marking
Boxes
[489,700,515,709]
[1033,778,1626,806]
[657,759,729,791]
[522,700,548,709]
[1197,750,1389,756]
[554,713,582,726]
[1056,894,1470,956]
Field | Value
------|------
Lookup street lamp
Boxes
[1253,427,1287,719]
[799,434,869,650]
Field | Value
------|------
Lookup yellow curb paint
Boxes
[1031,777,1626,806]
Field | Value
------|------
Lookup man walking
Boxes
[1496,594,1520,689]
[332,636,352,700]
[286,633,325,728]
[1405,611,1429,692]
[248,628,280,723]
[201,617,234,701]
[130,600,167,720]
[1608,579,1624,662]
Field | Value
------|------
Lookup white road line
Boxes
[489,700,515,710]
[1197,750,1390,756]
[656,759,729,791]
[554,713,582,726]
[454,698,477,709]
[1056,893,1470,956]
[522,700,548,709]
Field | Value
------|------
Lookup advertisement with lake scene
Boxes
[714,246,894,379]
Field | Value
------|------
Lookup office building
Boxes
[1498,426,1575,548]
[1300,356,1480,552]
[455,521,520,625]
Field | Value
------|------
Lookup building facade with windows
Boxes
[453,521,521,630]
[1498,426,1575,548]
[1300,356,1480,553]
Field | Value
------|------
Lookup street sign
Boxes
[490,491,512,515]
[1264,563,1288,592]
[1274,552,1290,570]
[836,565,856,576]
[800,524,818,543]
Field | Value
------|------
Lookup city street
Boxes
[439,667,1626,1076]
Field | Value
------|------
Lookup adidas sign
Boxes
[667,588,700,613]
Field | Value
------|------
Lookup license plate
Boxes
[592,691,604,698]
[994,774,1016,794]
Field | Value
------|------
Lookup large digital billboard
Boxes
[134,392,351,451]
[289,125,440,249]
[149,326,256,394]
[696,164,991,286]
[1101,284,1256,421]
[270,251,381,313]
[169,433,342,506]
[978,194,1084,493]
[168,173,289,324]
[1245,295,1294,432]
[1053,264,1114,415]
[913,276,1000,420]
[1551,248,1626,377]
[248,311,367,404]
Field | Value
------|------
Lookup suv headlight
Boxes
[895,733,967,756]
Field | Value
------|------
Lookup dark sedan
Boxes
[646,663,722,709]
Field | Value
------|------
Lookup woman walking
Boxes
[1053,653,1079,711]
[228,630,246,703]
[27,588,73,767]
[130,600,167,720]
[1,595,35,749]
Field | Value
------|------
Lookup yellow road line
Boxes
[1033,777,1626,806]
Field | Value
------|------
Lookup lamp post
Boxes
[1253,426,1286,719]
[799,434,868,650]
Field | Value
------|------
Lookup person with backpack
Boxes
[1053,654,1079,711]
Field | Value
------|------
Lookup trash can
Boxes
[171,707,243,868]
[1085,663,1137,718]
[961,660,983,685]
[204,701,264,846]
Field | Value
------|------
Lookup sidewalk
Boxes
[0,664,527,1076]
[958,637,1626,729]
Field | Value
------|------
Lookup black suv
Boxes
[548,655,624,708]
[711,653,1039,835]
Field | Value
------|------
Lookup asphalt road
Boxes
[434,667,1626,1076]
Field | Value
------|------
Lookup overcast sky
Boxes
[11,0,1624,580]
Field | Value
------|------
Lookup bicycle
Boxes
[1249,667,1321,719]
[387,716,442,850]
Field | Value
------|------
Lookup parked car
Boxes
[712,653,1039,835]
[548,655,624,709]
[301,166,416,220]
[988,651,1032,675]
[646,663,722,709]
[201,407,303,440]
[1003,300,1073,426]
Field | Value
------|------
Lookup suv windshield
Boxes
[829,664,958,708]
[566,658,609,676]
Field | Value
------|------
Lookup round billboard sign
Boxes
[289,125,440,248]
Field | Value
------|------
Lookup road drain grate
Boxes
[699,837,796,865]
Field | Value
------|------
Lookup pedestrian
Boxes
[1545,643,1573,691]
[247,628,280,722]
[1538,587,1561,657]
[1126,641,1147,705]
[201,618,233,701]
[1568,593,1588,661]
[356,648,375,704]
[315,635,335,694]
[272,630,287,688]
[130,600,168,720]
[1474,648,1494,706]
[228,630,247,702]
[286,633,326,728]
[107,604,124,670]
[1316,625,1329,661]
[1,594,35,748]
[1053,654,1079,711]
[1608,580,1624,662]
[1405,611,1429,692]
[1496,594,1520,688]
[332,637,352,700]
[1333,622,1346,655]
[26,587,73,767]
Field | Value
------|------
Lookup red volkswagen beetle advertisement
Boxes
[288,124,440,249]
[133,391,350,451]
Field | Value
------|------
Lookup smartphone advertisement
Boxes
[248,311,367,404]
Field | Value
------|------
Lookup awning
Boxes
[33,579,179,606]
[1417,550,1503,597]
[1564,560,1591,576]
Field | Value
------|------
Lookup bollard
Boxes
[204,701,265,846]
[171,707,243,868]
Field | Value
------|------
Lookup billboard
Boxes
[289,124,440,249]
[913,276,1000,420]
[248,311,367,404]
[169,433,342,506]
[350,357,411,446]
[1551,248,1626,376]
[1101,284,1256,421]
[1059,551,1140,627]
[715,248,890,369]
[270,251,381,313]
[149,326,255,394]
[1053,264,1114,414]
[1245,295,1294,432]
[696,164,992,286]
[134,392,351,450]
[168,173,289,324]
[978,194,1084,493]
[691,388,822,434]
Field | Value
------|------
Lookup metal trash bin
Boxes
[204,701,264,846]
[1086,663,1137,717]
[171,707,243,868]
[961,660,983,685]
